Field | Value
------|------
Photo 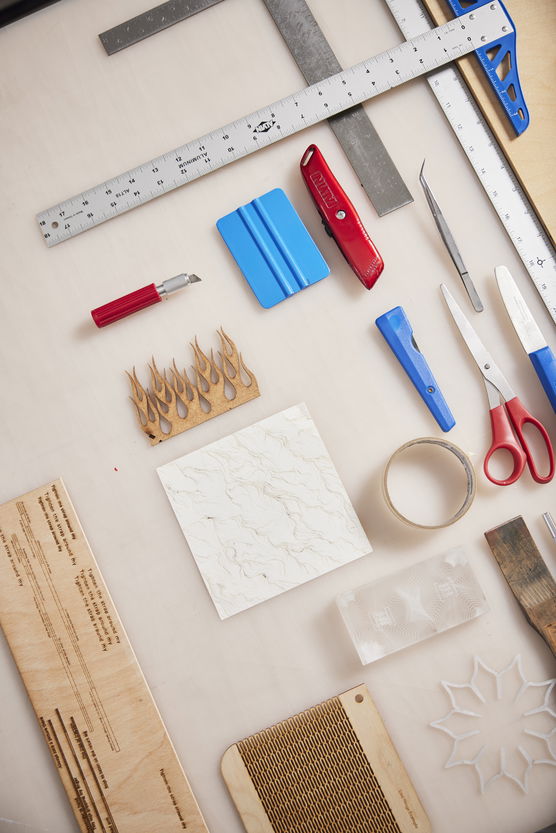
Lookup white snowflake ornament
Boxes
[430,655,556,793]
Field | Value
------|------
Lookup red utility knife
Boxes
[300,144,384,289]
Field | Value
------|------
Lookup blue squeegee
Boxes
[217,188,330,308]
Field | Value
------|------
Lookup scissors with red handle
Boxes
[441,283,554,486]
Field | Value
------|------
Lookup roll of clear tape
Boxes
[383,437,476,530]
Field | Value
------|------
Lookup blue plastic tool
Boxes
[445,0,529,135]
[376,306,456,432]
[529,347,556,413]
[216,188,330,308]
[496,265,556,413]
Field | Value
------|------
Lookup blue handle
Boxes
[529,346,556,413]
[376,306,455,432]
[444,0,529,135]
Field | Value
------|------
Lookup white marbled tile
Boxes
[157,403,372,619]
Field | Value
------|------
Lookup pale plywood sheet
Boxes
[424,0,556,244]
[0,480,209,833]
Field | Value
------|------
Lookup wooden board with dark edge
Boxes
[423,0,556,246]
[0,479,210,833]
[484,515,556,656]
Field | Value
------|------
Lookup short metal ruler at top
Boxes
[37,3,510,246]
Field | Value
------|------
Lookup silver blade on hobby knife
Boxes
[440,283,515,400]
[495,265,547,353]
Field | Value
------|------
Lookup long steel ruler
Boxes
[385,0,556,324]
[37,3,507,247]
[262,0,412,216]
[101,0,413,217]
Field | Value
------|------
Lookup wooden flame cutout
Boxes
[127,328,260,444]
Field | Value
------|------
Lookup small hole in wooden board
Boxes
[223,376,236,401]
[159,414,172,435]
[355,694,364,703]
[175,395,188,419]
[196,369,210,393]
[198,392,211,413]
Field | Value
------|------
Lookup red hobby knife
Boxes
[300,144,384,289]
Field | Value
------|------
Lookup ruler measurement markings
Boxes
[385,0,556,322]
[261,0,413,214]
[437,69,556,316]
[38,4,508,246]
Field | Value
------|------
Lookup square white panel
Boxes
[158,403,371,618]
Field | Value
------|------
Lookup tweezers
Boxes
[419,160,484,312]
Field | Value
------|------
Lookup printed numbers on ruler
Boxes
[437,70,556,320]
[385,0,556,321]
[37,3,510,246]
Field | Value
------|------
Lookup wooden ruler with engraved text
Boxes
[0,479,209,833]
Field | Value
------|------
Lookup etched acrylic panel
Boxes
[337,548,488,664]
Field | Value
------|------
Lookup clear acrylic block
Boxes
[337,547,489,664]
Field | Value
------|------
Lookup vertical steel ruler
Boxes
[385,0,556,324]
[37,4,507,247]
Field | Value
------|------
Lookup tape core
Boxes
[383,437,476,529]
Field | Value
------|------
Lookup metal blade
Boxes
[496,265,547,354]
[99,0,224,54]
[440,283,515,400]
[420,161,483,312]
[263,0,413,215]
[543,511,556,541]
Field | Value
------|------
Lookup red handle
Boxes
[300,144,384,289]
[484,404,526,485]
[505,396,555,484]
[91,283,161,327]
